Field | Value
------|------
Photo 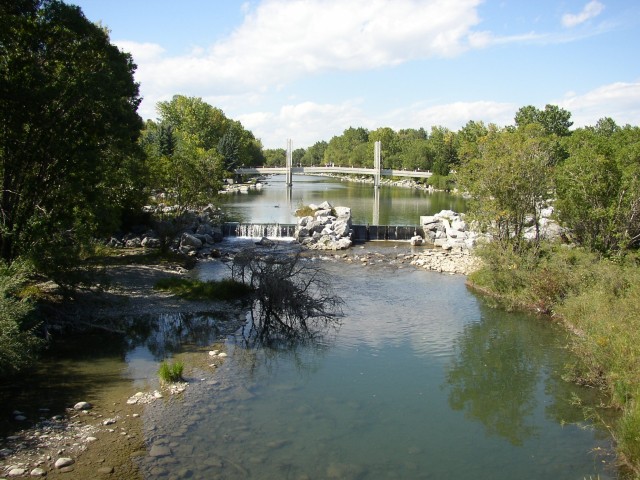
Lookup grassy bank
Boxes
[468,242,640,476]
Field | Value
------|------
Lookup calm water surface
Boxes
[220,174,467,225]
[130,246,614,479]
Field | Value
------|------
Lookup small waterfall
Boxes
[223,222,297,239]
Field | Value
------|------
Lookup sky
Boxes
[69,0,640,149]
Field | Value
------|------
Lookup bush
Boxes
[158,360,184,383]
[0,261,41,378]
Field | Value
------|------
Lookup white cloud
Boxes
[237,99,522,149]
[558,81,640,127]
[237,100,368,148]
[562,1,605,28]
[386,100,517,131]
[115,0,484,118]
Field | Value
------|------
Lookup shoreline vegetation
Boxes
[466,241,640,477]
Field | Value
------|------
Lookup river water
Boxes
[220,174,467,225]
[0,175,616,479]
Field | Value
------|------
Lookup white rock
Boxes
[218,352,228,358]
[8,467,27,477]
[73,401,91,410]
[55,457,75,469]
[30,467,47,476]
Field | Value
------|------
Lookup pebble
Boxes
[30,467,46,477]
[73,401,92,411]
[8,468,26,477]
[54,457,75,468]
[97,466,115,474]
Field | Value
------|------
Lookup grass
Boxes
[154,277,253,300]
[158,360,184,383]
[295,205,316,217]
[468,241,640,475]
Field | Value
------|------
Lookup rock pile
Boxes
[420,210,479,250]
[410,248,482,275]
[295,201,353,250]
[106,204,224,258]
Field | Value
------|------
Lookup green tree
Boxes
[300,140,327,166]
[0,0,145,268]
[324,127,369,166]
[428,126,458,175]
[515,104,573,137]
[556,122,640,252]
[263,148,286,166]
[458,125,554,249]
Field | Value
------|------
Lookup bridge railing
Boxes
[234,166,433,179]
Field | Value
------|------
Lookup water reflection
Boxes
[443,303,602,448]
[121,311,246,360]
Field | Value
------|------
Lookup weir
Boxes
[222,222,425,242]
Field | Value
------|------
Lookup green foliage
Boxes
[154,277,253,301]
[515,104,573,137]
[458,125,554,250]
[0,261,41,378]
[300,141,327,166]
[556,123,640,252]
[294,205,316,217]
[0,0,145,268]
[263,148,286,166]
[144,96,264,210]
[158,360,184,383]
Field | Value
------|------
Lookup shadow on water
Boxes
[443,299,611,448]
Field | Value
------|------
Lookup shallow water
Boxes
[132,249,614,479]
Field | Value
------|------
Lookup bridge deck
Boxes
[234,166,433,179]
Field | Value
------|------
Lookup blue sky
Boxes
[70,0,640,148]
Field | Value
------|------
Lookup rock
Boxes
[102,418,116,426]
[141,236,161,248]
[73,401,92,410]
[149,444,171,457]
[410,235,423,246]
[30,467,47,477]
[55,457,75,469]
[255,236,274,246]
[180,232,202,248]
[97,466,115,474]
[8,467,27,477]
[14,414,26,421]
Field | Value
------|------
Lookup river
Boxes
[0,175,617,479]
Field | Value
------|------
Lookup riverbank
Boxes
[0,255,242,479]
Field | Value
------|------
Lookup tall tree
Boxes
[0,0,144,268]
[458,125,554,249]
[556,122,640,252]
